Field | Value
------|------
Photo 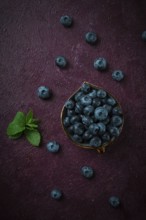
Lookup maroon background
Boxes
[0,0,146,220]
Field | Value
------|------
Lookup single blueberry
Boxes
[92,98,101,107]
[37,86,51,99]
[94,107,108,121]
[65,99,75,109]
[112,106,123,115]
[106,97,116,106]
[72,134,83,143]
[80,95,92,106]
[63,117,70,127]
[81,115,94,127]
[46,141,60,153]
[75,102,83,114]
[73,123,84,135]
[82,130,93,141]
[74,91,84,102]
[109,196,121,208]
[102,117,110,125]
[60,15,73,27]
[108,126,120,137]
[81,166,94,179]
[142,30,146,41]
[70,115,81,124]
[67,109,75,117]
[83,105,94,116]
[111,116,123,127]
[55,56,67,68]
[94,57,107,71]
[101,98,107,104]
[88,90,97,98]
[51,189,62,200]
[112,70,124,81]
[89,123,99,135]
[102,132,111,142]
[103,104,112,113]
[81,83,91,93]
[85,32,97,44]
[97,89,107,98]
[96,122,106,135]
[89,137,102,147]
[67,125,74,134]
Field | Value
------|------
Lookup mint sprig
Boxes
[7,110,41,147]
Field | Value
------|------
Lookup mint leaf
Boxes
[7,122,25,136]
[26,124,38,129]
[13,112,26,126]
[26,110,33,124]
[25,130,41,146]
[9,132,23,139]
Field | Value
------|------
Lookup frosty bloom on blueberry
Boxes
[37,86,51,99]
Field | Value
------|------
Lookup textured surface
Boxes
[0,0,146,220]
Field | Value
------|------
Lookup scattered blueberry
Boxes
[81,83,91,93]
[92,98,101,107]
[97,89,107,98]
[37,86,51,99]
[81,166,94,178]
[85,32,97,44]
[55,56,67,68]
[89,123,99,135]
[72,134,83,143]
[96,122,106,135]
[51,189,62,200]
[80,95,92,106]
[73,123,84,135]
[112,106,122,115]
[70,115,81,124]
[46,141,60,153]
[109,196,121,208]
[142,30,146,41]
[81,115,93,126]
[60,15,73,27]
[89,137,102,147]
[63,117,70,127]
[83,105,94,116]
[94,107,108,121]
[111,116,123,127]
[65,99,75,109]
[94,57,107,71]
[82,130,93,141]
[106,97,116,106]
[112,70,124,81]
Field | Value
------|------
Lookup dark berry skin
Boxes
[94,57,107,71]
[60,15,73,27]
[55,56,67,68]
[102,117,110,125]
[102,132,111,143]
[74,91,84,102]
[92,98,101,107]
[37,86,51,99]
[97,89,107,98]
[72,134,83,143]
[108,126,120,137]
[81,83,91,93]
[96,122,106,135]
[67,109,75,117]
[103,104,112,113]
[85,32,97,44]
[80,95,92,106]
[73,123,84,135]
[51,189,62,200]
[63,117,70,127]
[111,116,123,127]
[81,166,94,179]
[94,107,109,121]
[75,102,83,114]
[112,106,122,115]
[46,141,60,153]
[67,125,74,134]
[106,97,116,106]
[83,105,94,116]
[89,123,99,135]
[81,115,93,127]
[89,137,102,147]
[88,90,97,98]
[109,196,121,208]
[65,99,75,109]
[82,130,93,141]
[112,70,124,81]
[70,115,81,124]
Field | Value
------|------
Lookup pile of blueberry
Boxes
[62,82,124,151]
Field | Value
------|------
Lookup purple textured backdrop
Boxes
[0,0,146,220]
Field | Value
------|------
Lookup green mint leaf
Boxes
[26,110,33,124]
[9,132,23,139]
[7,122,25,136]
[26,123,38,129]
[31,118,39,124]
[13,111,26,126]
[25,130,41,147]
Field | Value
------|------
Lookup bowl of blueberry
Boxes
[61,82,124,153]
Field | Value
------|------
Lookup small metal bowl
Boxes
[61,82,124,153]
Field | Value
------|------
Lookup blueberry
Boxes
[94,107,108,121]
[101,98,107,104]
[65,100,75,109]
[112,106,122,115]
[74,91,84,102]
[37,86,51,99]
[46,141,60,153]
[85,32,97,44]
[81,83,91,93]
[94,58,107,71]
[142,30,146,41]
[108,126,120,137]
[106,97,116,106]
[83,105,94,116]
[81,115,93,127]
[82,130,93,141]
[103,104,112,113]
[80,95,92,106]
[97,89,107,98]
[102,133,111,142]
[67,125,74,134]
[73,123,84,135]
[60,15,73,27]
[111,116,123,127]
[92,98,101,107]
[89,123,99,135]
[81,166,94,179]
[72,134,83,143]
[112,70,124,81]
[55,56,67,68]
[67,109,75,117]
[75,102,83,114]
[96,122,106,135]
[70,115,81,124]
[102,117,110,125]
[109,196,121,208]
[51,189,62,200]
[88,90,97,98]
[63,117,70,127]
[89,137,102,147]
